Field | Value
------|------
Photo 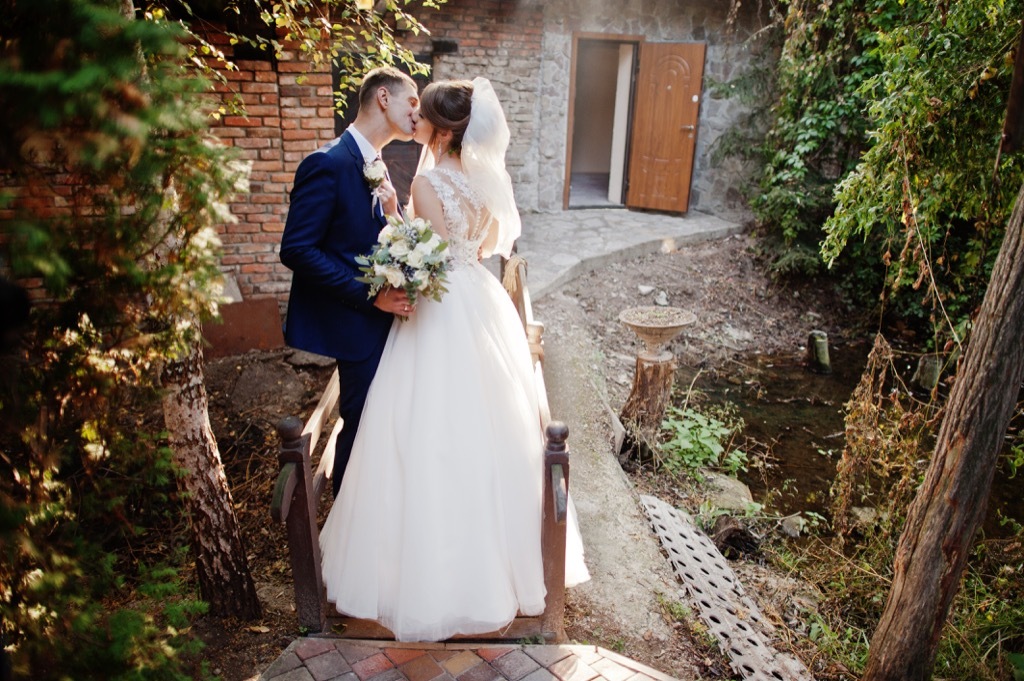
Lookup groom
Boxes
[280,66,419,497]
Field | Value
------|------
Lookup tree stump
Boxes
[620,350,676,450]
[807,329,832,374]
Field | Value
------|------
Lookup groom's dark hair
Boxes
[358,66,417,110]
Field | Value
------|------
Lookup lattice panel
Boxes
[641,495,814,681]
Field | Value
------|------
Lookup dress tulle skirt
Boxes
[319,261,588,642]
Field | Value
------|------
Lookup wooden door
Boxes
[626,42,706,213]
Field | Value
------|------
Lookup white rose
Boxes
[364,159,386,185]
[406,249,425,268]
[413,271,430,291]
[378,224,395,242]
[425,233,443,251]
[384,266,405,288]
[389,240,410,257]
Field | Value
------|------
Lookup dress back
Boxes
[423,167,497,266]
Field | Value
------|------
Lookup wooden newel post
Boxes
[541,421,569,643]
[275,416,326,633]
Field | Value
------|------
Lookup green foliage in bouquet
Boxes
[356,215,452,308]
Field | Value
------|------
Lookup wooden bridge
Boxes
[269,257,574,643]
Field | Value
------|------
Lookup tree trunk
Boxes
[162,340,262,620]
[861,179,1024,680]
[620,350,676,446]
[115,0,260,621]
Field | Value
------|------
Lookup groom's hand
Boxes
[377,180,400,217]
[373,286,416,317]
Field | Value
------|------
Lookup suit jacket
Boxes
[280,131,393,361]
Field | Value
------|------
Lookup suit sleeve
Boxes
[279,152,376,310]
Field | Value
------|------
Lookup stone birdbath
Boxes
[618,306,696,453]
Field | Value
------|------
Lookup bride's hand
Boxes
[376,180,400,217]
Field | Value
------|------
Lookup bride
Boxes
[318,77,589,642]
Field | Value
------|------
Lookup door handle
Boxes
[681,125,695,131]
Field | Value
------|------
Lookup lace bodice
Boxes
[422,167,496,265]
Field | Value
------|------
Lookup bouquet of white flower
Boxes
[356,215,452,318]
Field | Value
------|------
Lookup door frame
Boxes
[563,32,644,210]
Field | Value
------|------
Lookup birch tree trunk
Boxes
[114,0,261,621]
[162,340,262,620]
[861,179,1024,679]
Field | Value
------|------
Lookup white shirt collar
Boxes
[347,125,380,163]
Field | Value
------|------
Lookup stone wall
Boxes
[409,0,768,220]
[536,0,768,221]
[402,0,546,210]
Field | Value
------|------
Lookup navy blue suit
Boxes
[280,131,393,496]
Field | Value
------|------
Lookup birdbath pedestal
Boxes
[618,306,696,451]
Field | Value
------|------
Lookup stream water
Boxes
[677,341,1023,538]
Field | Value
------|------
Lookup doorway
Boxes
[568,38,636,208]
[565,35,706,214]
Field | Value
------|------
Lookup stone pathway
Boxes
[517,208,744,299]
[258,639,680,681]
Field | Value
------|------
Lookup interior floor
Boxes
[568,172,621,209]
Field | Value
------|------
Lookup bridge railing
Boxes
[271,256,570,641]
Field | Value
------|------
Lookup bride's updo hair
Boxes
[419,80,474,155]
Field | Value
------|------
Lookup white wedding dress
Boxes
[319,167,589,642]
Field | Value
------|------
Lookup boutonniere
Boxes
[364,158,387,189]
[364,157,387,216]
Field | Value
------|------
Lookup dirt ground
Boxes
[193,232,851,680]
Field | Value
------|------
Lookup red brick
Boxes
[458,663,500,681]
[281,83,317,95]
[302,118,335,130]
[237,59,271,71]
[232,138,272,149]
[222,115,262,127]
[248,128,280,139]
[222,69,254,82]
[239,263,276,273]
[477,648,515,663]
[385,648,427,665]
[240,104,278,117]
[294,638,335,661]
[400,655,445,681]
[301,73,332,86]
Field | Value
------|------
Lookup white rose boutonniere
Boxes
[364,157,388,215]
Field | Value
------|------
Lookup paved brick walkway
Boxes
[258,639,680,681]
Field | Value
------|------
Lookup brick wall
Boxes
[209,0,547,308]
[203,30,335,303]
